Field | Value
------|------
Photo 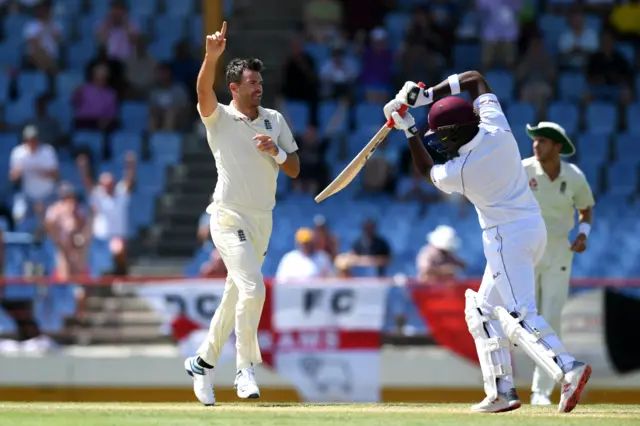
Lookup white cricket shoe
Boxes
[531,392,552,406]
[471,388,521,413]
[235,367,260,399]
[558,362,592,413]
[184,356,215,406]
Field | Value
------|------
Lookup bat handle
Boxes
[385,82,426,128]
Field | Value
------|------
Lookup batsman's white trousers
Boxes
[475,216,575,392]
[531,236,574,396]
[196,202,272,370]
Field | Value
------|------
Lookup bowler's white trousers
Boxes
[475,216,575,393]
[531,236,574,396]
[196,202,272,370]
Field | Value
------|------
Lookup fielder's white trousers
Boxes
[476,216,575,393]
[196,202,272,370]
[531,236,574,396]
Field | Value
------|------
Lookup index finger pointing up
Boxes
[220,21,227,38]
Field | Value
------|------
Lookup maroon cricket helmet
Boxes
[425,96,480,158]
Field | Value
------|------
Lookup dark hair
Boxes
[225,58,264,86]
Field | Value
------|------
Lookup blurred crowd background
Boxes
[0,0,639,350]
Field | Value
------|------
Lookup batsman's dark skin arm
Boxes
[407,71,493,184]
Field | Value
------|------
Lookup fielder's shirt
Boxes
[198,102,298,212]
[522,158,595,239]
[429,93,541,229]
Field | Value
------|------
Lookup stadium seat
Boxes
[618,43,635,64]
[606,163,638,196]
[614,133,640,160]
[304,43,330,71]
[147,37,176,62]
[65,41,96,70]
[0,72,9,103]
[55,71,83,99]
[154,15,186,44]
[17,72,49,99]
[548,102,578,135]
[576,158,601,192]
[72,131,104,161]
[577,132,610,162]
[0,40,22,69]
[110,131,143,160]
[119,102,149,133]
[47,97,73,131]
[190,15,204,46]
[318,101,348,136]
[165,0,195,16]
[355,102,385,130]
[53,0,83,16]
[3,14,28,39]
[150,132,181,164]
[585,102,617,135]
[539,14,566,39]
[558,72,586,103]
[59,162,83,190]
[127,0,157,15]
[484,71,514,101]
[4,98,36,127]
[626,103,640,135]
[453,43,481,70]
[282,100,309,135]
[506,102,535,127]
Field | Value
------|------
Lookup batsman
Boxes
[522,122,595,406]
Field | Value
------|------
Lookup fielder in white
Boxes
[184,21,300,406]
[383,71,591,414]
[522,122,595,406]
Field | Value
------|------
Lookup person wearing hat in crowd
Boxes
[522,122,595,406]
[275,227,333,282]
[312,214,339,261]
[382,70,591,413]
[416,225,466,284]
[9,125,59,229]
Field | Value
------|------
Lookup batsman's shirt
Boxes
[429,93,541,229]
[522,158,595,238]
[198,102,298,212]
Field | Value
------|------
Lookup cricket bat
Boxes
[314,83,425,203]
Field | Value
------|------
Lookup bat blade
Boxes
[314,126,392,203]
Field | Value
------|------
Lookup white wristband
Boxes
[448,74,461,95]
[423,87,434,105]
[578,223,591,238]
[273,148,287,165]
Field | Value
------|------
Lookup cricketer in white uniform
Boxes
[383,71,591,414]
[184,22,300,406]
[522,122,595,406]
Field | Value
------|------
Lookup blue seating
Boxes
[283,100,309,134]
[3,14,28,39]
[577,133,609,161]
[453,44,481,70]
[190,15,204,46]
[47,97,73,131]
[626,103,640,135]
[4,98,35,126]
[618,43,635,64]
[355,102,384,130]
[53,0,83,16]
[153,15,186,44]
[119,102,149,133]
[65,41,96,70]
[558,73,586,103]
[614,133,640,159]
[585,102,617,135]
[165,0,195,16]
[485,71,514,101]
[318,101,347,136]
[606,163,638,196]
[0,39,22,69]
[150,132,181,164]
[506,102,535,126]
[110,131,143,160]
[17,72,49,99]
[127,0,157,15]
[55,71,83,99]
[384,12,410,47]
[548,102,578,135]
[305,43,330,71]
[147,37,176,62]
[72,131,104,161]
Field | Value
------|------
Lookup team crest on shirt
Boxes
[529,178,538,190]
[264,119,272,130]
[560,181,567,194]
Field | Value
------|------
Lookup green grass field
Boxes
[1,403,639,426]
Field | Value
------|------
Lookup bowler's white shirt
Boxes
[9,143,59,200]
[430,93,541,229]
[91,182,130,239]
[275,249,333,282]
[199,102,298,212]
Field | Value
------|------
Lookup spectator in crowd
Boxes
[279,36,319,125]
[426,0,458,59]
[396,164,441,214]
[170,40,200,103]
[359,27,394,103]
[610,0,640,42]
[361,141,396,195]
[24,95,63,148]
[558,10,599,71]
[275,227,333,281]
[312,214,339,261]
[87,45,127,96]
[304,0,343,44]
[148,63,189,132]
[199,247,227,278]
[73,63,118,131]
[45,182,93,280]
[397,42,444,90]
[333,253,352,278]
[23,0,61,74]
[95,0,139,62]
[196,211,211,247]
[9,125,59,229]
[404,6,444,56]
[290,125,328,195]
[319,46,359,101]
[516,35,557,114]
[76,152,134,276]
[125,37,158,100]
[416,225,466,284]
[344,218,391,277]
[585,31,634,105]
[476,0,522,70]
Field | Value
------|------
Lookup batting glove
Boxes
[397,81,432,108]
[391,112,419,139]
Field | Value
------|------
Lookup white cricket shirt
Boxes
[429,94,541,229]
[199,102,298,212]
[522,157,595,238]
[91,181,131,239]
[9,143,59,200]
[275,249,333,282]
